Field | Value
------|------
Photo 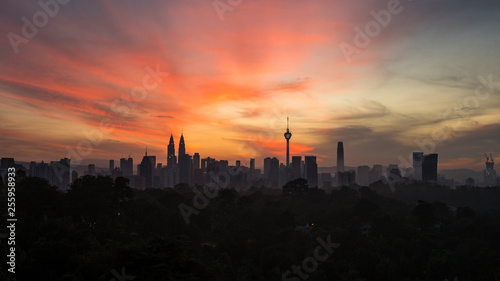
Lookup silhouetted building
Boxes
[356,165,370,186]
[369,164,383,184]
[1,158,14,170]
[178,153,192,186]
[178,133,186,157]
[53,158,71,190]
[35,161,49,179]
[109,160,114,175]
[291,156,302,180]
[88,164,96,176]
[264,157,279,188]
[284,117,292,167]
[139,148,155,188]
[120,157,133,178]
[387,164,402,183]
[422,154,438,182]
[412,152,424,181]
[304,156,318,187]
[193,153,200,170]
[319,172,332,188]
[338,170,355,186]
[284,117,292,182]
[248,158,256,181]
[337,142,344,173]
[167,133,177,168]
[484,154,496,186]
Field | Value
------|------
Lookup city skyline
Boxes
[1,0,500,170]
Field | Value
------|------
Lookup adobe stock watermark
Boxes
[391,74,499,192]
[339,0,405,63]
[213,0,243,21]
[178,166,242,224]
[7,0,72,54]
[282,234,340,281]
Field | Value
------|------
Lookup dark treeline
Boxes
[1,175,500,281]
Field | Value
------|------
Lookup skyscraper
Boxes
[167,133,176,168]
[193,153,200,170]
[422,153,438,182]
[140,147,156,188]
[178,133,186,157]
[291,156,302,180]
[88,164,96,176]
[412,152,424,181]
[337,142,344,173]
[304,156,318,187]
[109,159,114,174]
[264,157,279,188]
[178,153,192,186]
[369,164,383,184]
[484,153,496,186]
[356,165,370,186]
[120,157,133,178]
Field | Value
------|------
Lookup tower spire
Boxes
[145,145,148,156]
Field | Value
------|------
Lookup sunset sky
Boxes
[1,0,499,170]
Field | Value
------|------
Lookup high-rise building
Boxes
[264,157,279,188]
[1,158,15,170]
[178,133,186,157]
[337,142,344,173]
[304,156,318,187]
[250,158,255,170]
[412,152,424,181]
[319,172,332,188]
[44,158,71,190]
[422,153,438,182]
[178,153,192,186]
[139,147,156,188]
[369,164,383,184]
[35,161,49,180]
[356,165,370,186]
[338,170,356,187]
[387,164,402,183]
[193,153,200,170]
[484,154,496,186]
[88,164,96,176]
[291,156,302,180]
[167,133,176,168]
[109,160,114,175]
[120,157,133,178]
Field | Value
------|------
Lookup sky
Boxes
[0,0,499,170]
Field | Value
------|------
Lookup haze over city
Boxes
[1,0,499,170]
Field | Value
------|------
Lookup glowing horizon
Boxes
[1,0,499,171]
